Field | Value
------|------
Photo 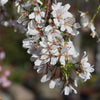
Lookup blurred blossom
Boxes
[0,47,11,88]
[0,0,8,6]
[0,1,26,33]
[4,70,10,77]
[0,51,5,60]
[0,7,9,22]
[0,66,11,88]
[79,11,97,38]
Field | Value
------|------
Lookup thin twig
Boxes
[92,4,100,22]
[45,0,51,18]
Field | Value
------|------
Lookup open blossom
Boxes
[52,3,80,36]
[27,20,43,37]
[52,3,73,27]
[79,52,94,81]
[29,5,45,23]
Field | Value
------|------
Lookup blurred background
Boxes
[0,0,100,100]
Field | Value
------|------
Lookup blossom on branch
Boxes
[16,0,94,95]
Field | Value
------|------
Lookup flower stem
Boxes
[45,0,51,18]
[91,4,100,22]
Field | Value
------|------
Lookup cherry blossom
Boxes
[15,0,95,95]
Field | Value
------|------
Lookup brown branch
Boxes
[45,0,51,18]
[0,93,2,100]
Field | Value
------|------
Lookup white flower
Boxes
[0,0,8,6]
[29,5,45,23]
[27,20,43,37]
[61,40,79,60]
[79,52,94,81]
[23,37,41,59]
[45,25,63,42]
[64,85,77,95]
[52,3,73,27]
[39,38,59,65]
[41,71,51,83]
[49,80,56,89]
[89,23,97,38]
[60,18,75,32]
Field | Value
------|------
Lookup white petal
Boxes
[54,19,60,26]
[41,75,48,83]
[40,11,45,17]
[23,39,31,48]
[64,86,70,95]
[41,55,48,60]
[60,56,65,66]
[74,79,78,87]
[41,71,51,83]
[29,13,35,19]
[37,0,42,5]
[61,25,65,31]
[40,41,47,47]
[35,59,42,66]
[27,29,39,35]
[49,80,56,89]
[74,23,81,29]
[32,54,38,58]
[64,4,71,10]
[36,15,41,23]
[50,57,58,65]
[45,25,53,32]
[70,85,77,94]
[17,5,21,13]
[50,49,59,56]
[0,0,8,6]
[41,49,48,54]
[66,26,73,33]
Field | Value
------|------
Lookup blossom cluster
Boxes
[0,47,11,88]
[16,0,94,95]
